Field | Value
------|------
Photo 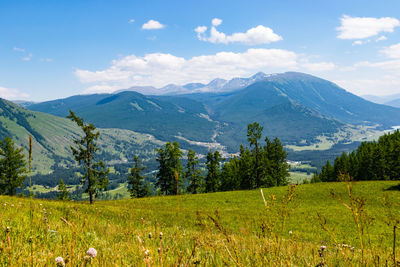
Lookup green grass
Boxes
[1,181,400,265]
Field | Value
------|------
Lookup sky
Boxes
[1,0,400,101]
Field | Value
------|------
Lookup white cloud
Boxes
[195,18,282,45]
[212,18,222,26]
[0,86,29,100]
[194,26,207,39]
[336,76,400,96]
[302,62,336,72]
[337,15,400,39]
[21,53,32,61]
[128,18,135,24]
[376,36,387,42]
[75,48,300,93]
[381,43,400,59]
[142,19,165,30]
[13,47,25,52]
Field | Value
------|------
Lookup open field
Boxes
[1,181,400,266]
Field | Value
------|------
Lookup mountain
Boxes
[0,98,167,174]
[361,93,400,104]
[385,98,400,108]
[28,91,217,143]
[27,72,400,155]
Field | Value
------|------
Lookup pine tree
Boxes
[0,137,27,195]
[205,151,221,192]
[67,110,109,204]
[155,142,183,195]
[185,149,203,194]
[128,156,148,198]
[261,137,289,187]
[57,178,69,200]
[238,145,254,190]
[220,156,241,191]
[247,122,263,187]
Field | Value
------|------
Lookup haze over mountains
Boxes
[2,71,400,173]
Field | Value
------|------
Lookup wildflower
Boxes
[289,230,293,235]
[148,232,152,239]
[159,232,163,239]
[145,249,149,256]
[320,245,326,251]
[55,256,65,267]
[86,247,97,258]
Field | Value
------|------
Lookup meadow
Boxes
[1,180,400,266]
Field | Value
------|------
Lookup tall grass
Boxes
[1,180,400,265]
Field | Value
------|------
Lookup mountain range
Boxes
[2,71,400,174]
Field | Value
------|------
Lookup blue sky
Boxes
[1,0,400,101]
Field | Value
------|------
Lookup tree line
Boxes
[134,122,290,196]
[313,130,400,182]
[0,112,289,202]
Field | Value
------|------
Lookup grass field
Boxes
[1,181,400,266]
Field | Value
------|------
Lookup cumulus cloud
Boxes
[75,48,301,93]
[212,18,222,26]
[128,18,135,24]
[142,19,165,30]
[195,18,282,45]
[381,43,400,59]
[337,15,400,39]
[0,86,29,100]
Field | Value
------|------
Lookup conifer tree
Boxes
[0,137,27,195]
[247,122,263,188]
[205,151,221,192]
[128,156,148,198]
[155,142,183,195]
[67,110,109,204]
[57,178,69,200]
[185,149,203,194]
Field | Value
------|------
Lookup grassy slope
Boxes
[1,181,399,265]
[0,99,167,174]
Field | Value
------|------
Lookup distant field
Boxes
[1,181,400,265]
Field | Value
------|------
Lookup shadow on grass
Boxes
[385,183,400,191]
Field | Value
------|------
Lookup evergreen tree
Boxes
[261,137,289,187]
[238,145,254,190]
[67,110,109,204]
[128,156,149,198]
[220,156,241,191]
[185,149,203,194]
[155,142,183,195]
[247,122,263,187]
[0,137,27,195]
[205,151,221,192]
[57,178,69,200]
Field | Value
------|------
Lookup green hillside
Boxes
[1,181,399,265]
[0,98,166,174]
[29,91,217,143]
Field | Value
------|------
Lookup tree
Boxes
[57,178,69,200]
[247,122,263,188]
[0,137,27,195]
[185,149,203,194]
[67,110,109,204]
[261,137,289,187]
[128,156,149,198]
[205,150,221,192]
[155,142,183,195]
